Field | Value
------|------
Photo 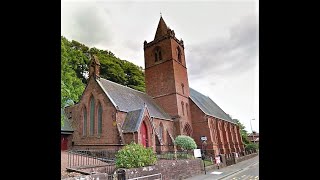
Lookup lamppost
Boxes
[250,118,255,144]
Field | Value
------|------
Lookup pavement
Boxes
[185,155,259,180]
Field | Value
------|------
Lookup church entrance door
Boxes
[140,121,148,147]
[61,136,68,150]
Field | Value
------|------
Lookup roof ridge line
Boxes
[100,77,147,95]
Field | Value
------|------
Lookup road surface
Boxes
[221,161,259,180]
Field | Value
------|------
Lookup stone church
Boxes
[66,17,245,155]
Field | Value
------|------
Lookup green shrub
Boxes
[245,143,258,151]
[174,135,197,150]
[115,142,157,168]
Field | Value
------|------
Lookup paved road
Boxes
[221,161,259,180]
[185,155,259,180]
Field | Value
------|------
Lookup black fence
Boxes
[156,145,195,160]
[68,149,117,170]
[156,150,194,160]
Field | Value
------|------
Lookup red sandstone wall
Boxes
[71,77,121,149]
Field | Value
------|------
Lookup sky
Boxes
[61,0,259,133]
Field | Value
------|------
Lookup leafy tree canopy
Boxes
[233,119,250,145]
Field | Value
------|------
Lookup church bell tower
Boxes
[143,16,192,136]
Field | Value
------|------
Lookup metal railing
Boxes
[67,149,117,169]
[156,150,194,160]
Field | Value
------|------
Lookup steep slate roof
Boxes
[97,78,172,120]
[189,88,235,123]
[61,110,74,134]
[122,109,144,133]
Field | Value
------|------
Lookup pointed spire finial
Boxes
[89,54,100,78]
[160,12,162,17]
[154,15,169,40]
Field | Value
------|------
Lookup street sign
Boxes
[194,149,201,158]
[201,136,207,141]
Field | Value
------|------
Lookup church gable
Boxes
[122,108,145,133]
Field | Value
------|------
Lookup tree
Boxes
[245,143,258,151]
[233,119,250,146]
[61,36,146,93]
[61,37,87,126]
[61,37,86,106]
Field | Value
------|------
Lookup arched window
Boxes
[83,107,87,136]
[186,103,188,116]
[183,123,192,136]
[159,123,164,141]
[181,83,184,94]
[90,96,95,136]
[177,47,182,63]
[154,47,162,62]
[181,101,184,116]
[97,102,102,135]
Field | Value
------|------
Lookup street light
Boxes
[250,118,255,144]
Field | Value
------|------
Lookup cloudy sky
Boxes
[62,0,259,133]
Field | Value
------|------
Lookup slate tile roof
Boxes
[189,88,235,123]
[122,108,144,133]
[97,78,172,120]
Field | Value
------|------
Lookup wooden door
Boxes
[61,135,68,150]
[140,121,148,147]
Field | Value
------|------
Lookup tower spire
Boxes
[154,16,169,40]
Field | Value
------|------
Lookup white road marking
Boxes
[241,175,252,180]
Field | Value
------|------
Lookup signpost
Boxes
[200,136,207,174]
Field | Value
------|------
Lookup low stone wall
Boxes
[124,165,160,180]
[235,153,258,163]
[68,165,112,174]
[63,159,202,180]
[62,173,111,180]
[124,159,202,180]
[157,159,202,180]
